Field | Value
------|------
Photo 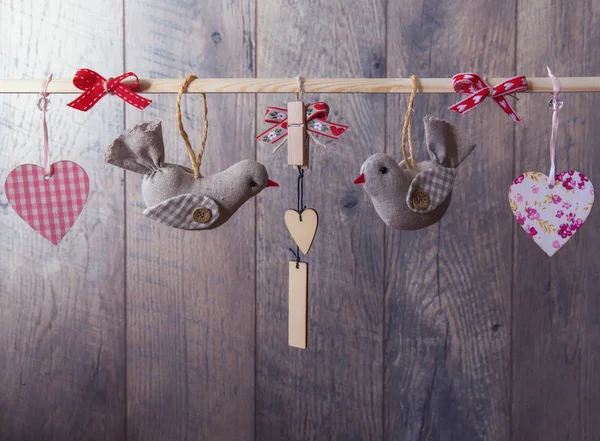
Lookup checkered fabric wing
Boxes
[143,193,220,230]
[406,166,456,213]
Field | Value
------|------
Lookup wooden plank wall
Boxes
[384,2,515,440]
[124,2,256,440]
[0,1,599,441]
[513,2,600,441]
[0,1,126,440]
[255,1,386,440]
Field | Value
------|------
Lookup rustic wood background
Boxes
[1,1,599,440]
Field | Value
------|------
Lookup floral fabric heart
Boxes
[4,161,90,245]
[509,171,594,256]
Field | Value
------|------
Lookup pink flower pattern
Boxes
[563,177,576,190]
[526,207,540,220]
[558,223,572,238]
[509,170,594,256]
[570,218,584,231]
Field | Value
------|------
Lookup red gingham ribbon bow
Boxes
[256,102,349,144]
[67,68,152,112]
[449,73,528,122]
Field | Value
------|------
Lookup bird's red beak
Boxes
[266,179,279,188]
[353,173,365,184]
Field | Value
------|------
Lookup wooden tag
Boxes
[287,101,309,168]
[288,261,308,349]
[284,208,318,255]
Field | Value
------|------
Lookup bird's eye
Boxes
[249,181,258,187]
[379,166,388,174]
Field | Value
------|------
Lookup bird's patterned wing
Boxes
[143,193,220,230]
[406,166,456,213]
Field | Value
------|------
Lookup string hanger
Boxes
[293,76,306,268]
[546,67,562,188]
[296,75,305,102]
[300,75,330,151]
[287,168,306,269]
[39,74,53,179]
[176,74,209,179]
[400,75,419,169]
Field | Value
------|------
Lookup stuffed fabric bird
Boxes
[354,116,475,231]
[106,121,278,230]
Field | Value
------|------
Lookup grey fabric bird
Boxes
[105,120,278,230]
[354,116,475,231]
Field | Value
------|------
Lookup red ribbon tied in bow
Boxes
[67,69,152,112]
[256,102,349,144]
[449,73,528,122]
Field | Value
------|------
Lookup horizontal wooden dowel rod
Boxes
[1,77,600,94]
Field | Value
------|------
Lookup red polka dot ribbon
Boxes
[256,102,349,144]
[449,73,528,122]
[67,68,152,112]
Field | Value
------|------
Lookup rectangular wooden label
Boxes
[288,261,308,349]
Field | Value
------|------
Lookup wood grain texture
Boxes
[255,1,386,440]
[384,2,514,440]
[513,2,600,440]
[124,1,256,440]
[6,77,600,94]
[0,1,125,440]
[3,2,600,441]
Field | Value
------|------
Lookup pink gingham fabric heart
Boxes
[4,161,90,245]
[509,171,594,256]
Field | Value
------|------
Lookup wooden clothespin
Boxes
[287,101,309,169]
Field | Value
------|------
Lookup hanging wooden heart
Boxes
[284,208,318,255]
[4,161,90,245]
[509,171,594,256]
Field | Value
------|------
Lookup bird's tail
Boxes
[105,120,165,175]
[423,116,476,169]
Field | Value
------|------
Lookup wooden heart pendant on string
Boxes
[285,208,318,254]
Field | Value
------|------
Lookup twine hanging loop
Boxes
[400,75,419,168]
[176,74,209,179]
